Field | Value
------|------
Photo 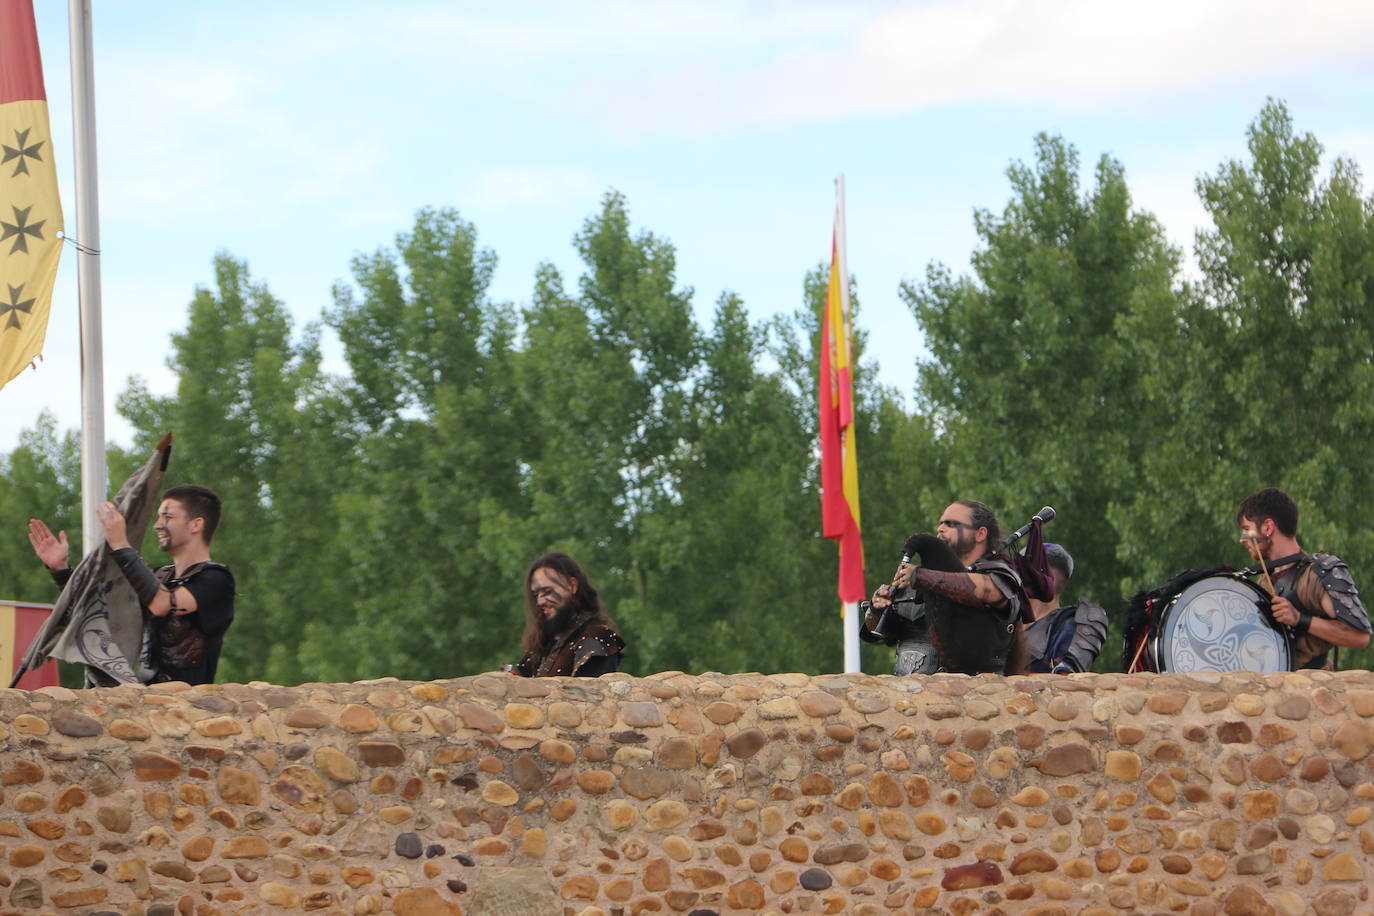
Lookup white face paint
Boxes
[1238,517,1273,561]
[530,567,577,621]
[937,503,979,559]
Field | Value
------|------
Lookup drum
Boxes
[1147,574,1292,673]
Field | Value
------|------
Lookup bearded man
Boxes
[863,499,1022,674]
[514,552,624,677]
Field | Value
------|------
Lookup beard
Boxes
[543,601,578,638]
[1242,531,1273,561]
[943,528,977,559]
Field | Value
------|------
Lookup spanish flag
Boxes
[819,188,864,601]
[0,0,64,391]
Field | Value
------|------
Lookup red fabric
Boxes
[0,0,48,105]
[819,234,864,601]
[9,604,60,689]
[819,238,843,538]
[1010,518,1054,623]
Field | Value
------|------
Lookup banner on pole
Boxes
[819,183,864,602]
[0,0,64,391]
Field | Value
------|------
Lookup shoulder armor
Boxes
[1073,598,1109,623]
[1311,553,1371,633]
[571,625,625,670]
[1311,554,1356,593]
[973,554,1022,585]
[163,561,235,592]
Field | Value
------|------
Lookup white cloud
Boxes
[393,1,863,57]
[585,0,1374,132]
[90,41,384,223]
[469,167,599,208]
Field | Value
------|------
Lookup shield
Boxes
[18,434,171,686]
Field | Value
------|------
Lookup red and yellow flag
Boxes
[819,205,864,601]
[0,0,64,391]
[0,601,60,689]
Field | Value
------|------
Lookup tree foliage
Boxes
[1114,100,1374,669]
[904,133,1188,657]
[4,101,1371,679]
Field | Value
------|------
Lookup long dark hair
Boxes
[520,552,617,653]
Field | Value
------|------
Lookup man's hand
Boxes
[871,562,915,612]
[1270,595,1300,627]
[862,604,884,634]
[97,502,132,551]
[28,519,69,571]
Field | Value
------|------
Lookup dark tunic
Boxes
[147,562,236,685]
[1023,598,1109,673]
[925,553,1022,675]
[862,552,1022,675]
[515,613,624,677]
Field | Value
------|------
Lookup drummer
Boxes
[1236,488,1371,668]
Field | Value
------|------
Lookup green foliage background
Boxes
[4,101,1373,681]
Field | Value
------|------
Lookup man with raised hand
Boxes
[30,484,235,684]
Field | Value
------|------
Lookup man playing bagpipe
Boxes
[862,499,1032,675]
[1237,487,1370,669]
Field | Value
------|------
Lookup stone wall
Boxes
[2,670,1374,916]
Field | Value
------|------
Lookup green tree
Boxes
[117,254,334,684]
[502,193,701,674]
[310,208,527,680]
[1117,100,1374,669]
[0,412,82,603]
[904,134,1187,652]
[642,291,823,673]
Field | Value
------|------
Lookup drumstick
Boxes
[1242,534,1277,596]
[1128,635,1149,674]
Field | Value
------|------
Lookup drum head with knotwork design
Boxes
[1155,575,1292,672]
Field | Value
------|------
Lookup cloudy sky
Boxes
[5,0,1374,455]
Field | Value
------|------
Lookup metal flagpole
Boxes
[835,174,860,674]
[68,0,107,553]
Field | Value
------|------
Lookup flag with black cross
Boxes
[0,0,64,391]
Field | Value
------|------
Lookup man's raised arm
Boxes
[911,568,1008,607]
